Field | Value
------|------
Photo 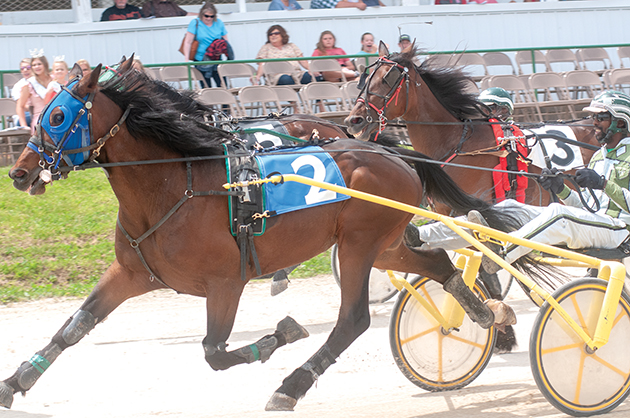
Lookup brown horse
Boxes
[345,43,600,215]
[1,57,523,411]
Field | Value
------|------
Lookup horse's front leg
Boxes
[265,245,374,411]
[0,260,156,409]
[201,281,309,371]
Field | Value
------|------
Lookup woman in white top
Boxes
[11,58,33,128]
[17,55,54,133]
[254,25,312,85]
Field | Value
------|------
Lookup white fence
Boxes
[0,1,627,71]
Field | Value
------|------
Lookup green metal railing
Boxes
[2,43,629,95]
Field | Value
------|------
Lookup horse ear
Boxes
[86,64,102,91]
[401,41,414,55]
[69,63,82,80]
[378,41,389,58]
[118,54,135,74]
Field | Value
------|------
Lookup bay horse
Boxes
[345,43,600,215]
[2,56,523,411]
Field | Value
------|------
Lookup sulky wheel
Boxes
[389,274,496,392]
[330,244,402,304]
[530,278,630,416]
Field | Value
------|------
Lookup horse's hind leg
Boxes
[202,281,309,372]
[0,260,155,409]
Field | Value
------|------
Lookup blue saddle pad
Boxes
[255,146,350,216]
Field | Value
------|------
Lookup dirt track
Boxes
[2,274,630,418]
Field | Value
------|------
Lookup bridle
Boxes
[27,68,130,183]
[355,56,419,139]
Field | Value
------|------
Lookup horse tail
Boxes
[389,146,568,293]
[388,147,522,233]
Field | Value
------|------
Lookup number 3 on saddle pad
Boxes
[256,146,350,215]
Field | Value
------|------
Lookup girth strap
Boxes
[117,161,240,291]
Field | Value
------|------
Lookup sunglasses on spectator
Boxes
[269,31,281,36]
[20,66,31,71]
[203,14,215,18]
[593,113,611,122]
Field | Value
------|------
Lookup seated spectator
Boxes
[77,59,91,77]
[311,0,366,11]
[101,0,142,21]
[435,0,466,3]
[255,25,311,85]
[142,0,193,18]
[363,0,385,6]
[357,32,377,54]
[269,0,302,10]
[44,57,70,102]
[182,3,233,88]
[311,30,359,82]
[11,58,33,128]
[398,34,411,52]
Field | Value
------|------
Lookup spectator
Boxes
[363,0,385,6]
[268,0,302,10]
[398,34,412,52]
[435,0,466,3]
[182,2,233,88]
[51,58,69,85]
[255,25,311,86]
[17,53,54,133]
[311,0,367,11]
[142,0,192,18]
[77,59,91,77]
[11,58,32,128]
[101,0,142,21]
[312,30,359,82]
[357,32,377,54]
[132,58,146,72]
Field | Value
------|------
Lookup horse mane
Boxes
[389,48,488,121]
[98,69,232,156]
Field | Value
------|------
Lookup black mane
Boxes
[389,48,487,121]
[98,69,232,156]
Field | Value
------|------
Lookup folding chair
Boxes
[309,59,347,83]
[618,47,630,69]
[607,69,630,95]
[3,73,22,98]
[196,87,243,117]
[483,52,516,76]
[0,98,31,165]
[159,66,205,90]
[270,86,305,114]
[576,48,613,73]
[545,49,580,73]
[341,80,361,109]
[144,67,162,81]
[515,50,549,75]
[527,72,576,121]
[262,61,304,86]
[299,82,349,122]
[237,86,282,116]
[218,63,257,93]
[563,70,604,116]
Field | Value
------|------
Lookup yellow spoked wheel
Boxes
[530,279,630,416]
[389,275,496,392]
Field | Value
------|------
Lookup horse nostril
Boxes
[9,168,27,180]
[351,117,363,125]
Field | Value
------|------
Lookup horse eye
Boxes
[50,110,65,126]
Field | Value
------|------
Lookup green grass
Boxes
[0,166,331,303]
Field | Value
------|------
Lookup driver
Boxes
[479,87,514,122]
[406,91,630,274]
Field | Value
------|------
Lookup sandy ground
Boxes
[1,274,630,418]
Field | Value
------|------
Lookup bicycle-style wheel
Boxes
[389,275,496,392]
[330,244,402,304]
[530,279,630,416]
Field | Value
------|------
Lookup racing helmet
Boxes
[583,91,630,141]
[479,87,514,121]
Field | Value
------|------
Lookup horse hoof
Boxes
[270,278,289,296]
[277,316,309,344]
[265,392,297,411]
[0,381,14,409]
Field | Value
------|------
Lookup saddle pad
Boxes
[236,119,294,149]
[527,125,585,170]
[255,146,350,216]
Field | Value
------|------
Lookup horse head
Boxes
[9,56,136,195]
[345,41,416,140]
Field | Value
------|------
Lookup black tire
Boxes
[389,275,496,392]
[330,244,402,304]
[530,278,630,416]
